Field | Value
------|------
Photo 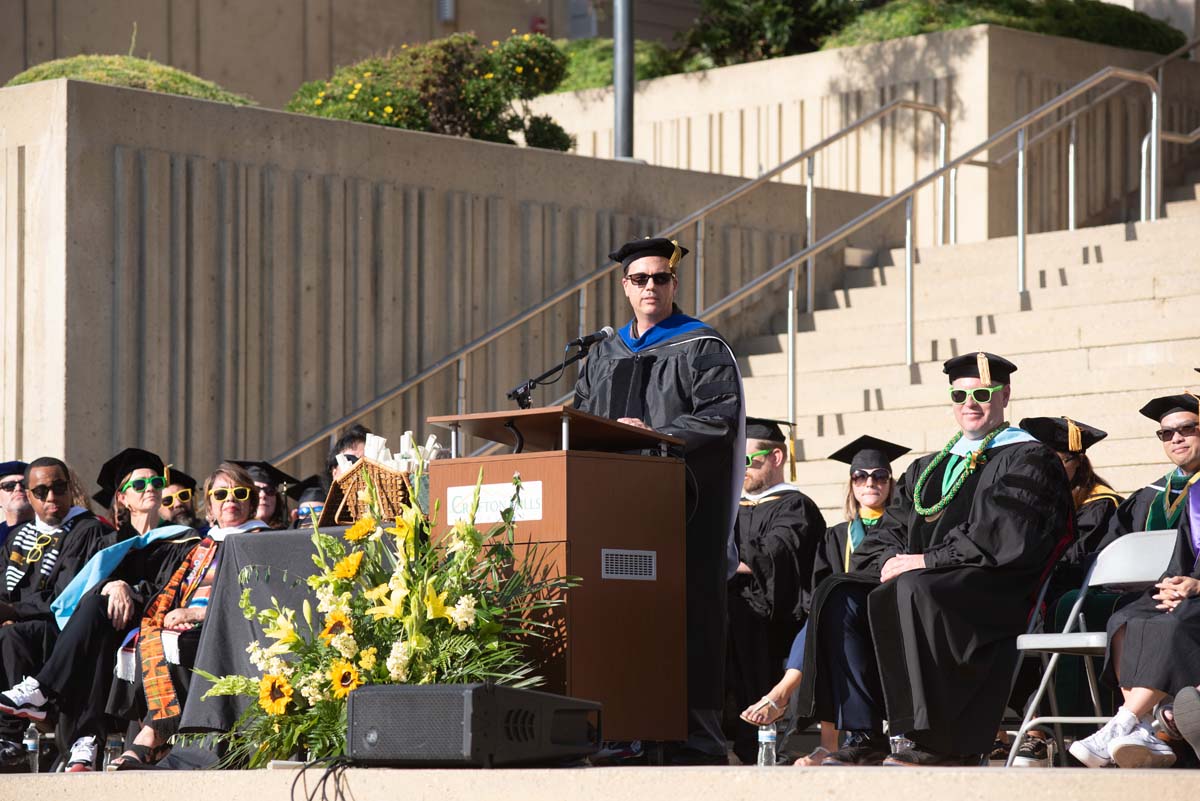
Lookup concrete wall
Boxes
[530,25,1200,245]
[0,78,901,483]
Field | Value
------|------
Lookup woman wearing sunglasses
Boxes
[106,462,268,768]
[741,435,909,765]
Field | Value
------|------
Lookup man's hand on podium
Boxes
[618,417,651,431]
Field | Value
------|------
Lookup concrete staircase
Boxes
[737,178,1200,520]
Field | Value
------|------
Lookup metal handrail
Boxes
[270,98,949,465]
[948,36,1198,239]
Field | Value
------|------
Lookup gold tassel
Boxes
[976,352,992,386]
[164,463,172,485]
[668,239,682,270]
[1065,418,1082,453]
[788,435,797,483]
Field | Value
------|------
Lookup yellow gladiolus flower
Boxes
[366,586,408,621]
[331,551,364,580]
[319,611,352,643]
[344,517,375,542]
[258,674,293,715]
[424,581,450,622]
[329,659,363,698]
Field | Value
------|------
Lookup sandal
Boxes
[740,696,788,726]
[1154,702,1181,741]
[107,742,171,771]
[793,746,831,766]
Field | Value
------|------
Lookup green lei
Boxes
[913,423,1008,516]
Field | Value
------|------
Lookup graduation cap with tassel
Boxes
[745,416,798,482]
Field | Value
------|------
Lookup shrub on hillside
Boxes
[557,37,710,92]
[287,32,574,151]
[823,0,1187,53]
[5,54,254,104]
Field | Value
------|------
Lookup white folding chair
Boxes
[1004,529,1178,766]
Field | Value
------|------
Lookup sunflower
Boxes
[329,659,363,698]
[344,516,376,542]
[319,611,352,643]
[258,674,293,715]
[331,551,364,580]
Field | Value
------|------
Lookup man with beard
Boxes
[726,417,824,764]
[0,462,33,547]
[575,237,744,764]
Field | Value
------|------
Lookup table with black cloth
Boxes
[180,527,332,734]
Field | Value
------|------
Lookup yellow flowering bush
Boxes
[285,32,573,151]
[199,465,576,766]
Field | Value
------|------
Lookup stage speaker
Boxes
[346,683,601,767]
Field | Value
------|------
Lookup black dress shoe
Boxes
[883,743,982,767]
[821,730,890,766]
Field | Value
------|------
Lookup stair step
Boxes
[842,247,877,268]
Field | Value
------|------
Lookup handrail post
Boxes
[949,167,958,245]
[1151,81,1162,221]
[456,356,467,415]
[805,155,815,313]
[904,195,914,367]
[577,286,588,340]
[786,265,798,426]
[1140,133,1150,222]
[1068,120,1077,231]
[936,119,947,246]
[1016,127,1027,296]
[694,217,705,313]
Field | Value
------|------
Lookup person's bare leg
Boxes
[820,723,839,751]
[1119,687,1168,719]
[741,668,801,725]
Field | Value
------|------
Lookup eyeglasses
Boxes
[256,484,278,498]
[624,272,675,287]
[29,480,70,501]
[120,475,166,494]
[745,448,775,466]
[208,486,252,502]
[1155,423,1200,442]
[26,532,55,564]
[300,504,324,515]
[851,468,892,485]
[0,480,25,493]
[161,488,194,508]
[949,384,1006,405]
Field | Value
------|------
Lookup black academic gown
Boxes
[796,440,1073,755]
[1101,499,1200,694]
[811,522,854,606]
[1098,481,1172,550]
[1050,490,1122,597]
[574,314,744,714]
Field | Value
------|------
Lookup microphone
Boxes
[567,326,615,349]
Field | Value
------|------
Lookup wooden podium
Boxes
[427,406,687,742]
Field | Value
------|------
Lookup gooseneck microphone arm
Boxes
[507,327,614,410]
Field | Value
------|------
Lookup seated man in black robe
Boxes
[726,417,825,764]
[794,352,1073,766]
[1068,391,1200,769]
[575,236,744,765]
[0,457,110,766]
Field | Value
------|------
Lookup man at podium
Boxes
[574,237,745,765]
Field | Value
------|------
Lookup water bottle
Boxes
[105,733,125,769]
[22,722,38,773]
[756,722,777,766]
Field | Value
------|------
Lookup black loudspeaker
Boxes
[346,683,602,767]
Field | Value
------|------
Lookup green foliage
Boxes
[823,0,1187,53]
[682,0,875,66]
[524,114,576,151]
[556,37,711,92]
[5,54,254,105]
[286,32,573,150]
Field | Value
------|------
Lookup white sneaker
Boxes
[0,676,47,722]
[1069,709,1138,768]
[1109,725,1177,769]
[65,736,98,772]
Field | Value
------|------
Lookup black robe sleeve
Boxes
[652,338,741,455]
[738,494,826,624]
[1097,486,1156,549]
[810,523,848,607]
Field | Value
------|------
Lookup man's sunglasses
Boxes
[162,488,194,508]
[851,468,892,485]
[746,448,776,466]
[949,385,1006,405]
[29,480,70,500]
[624,272,675,287]
[0,480,25,493]
[1155,423,1200,443]
[208,486,253,502]
[121,475,166,494]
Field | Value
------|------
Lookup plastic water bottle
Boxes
[22,722,38,773]
[105,733,125,769]
[756,722,777,766]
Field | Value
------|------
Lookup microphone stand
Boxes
[507,343,594,410]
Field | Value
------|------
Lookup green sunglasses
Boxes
[949,384,1006,405]
[746,448,776,466]
[120,475,166,493]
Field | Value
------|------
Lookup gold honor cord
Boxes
[1162,470,1200,522]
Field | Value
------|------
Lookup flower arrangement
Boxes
[199,463,576,767]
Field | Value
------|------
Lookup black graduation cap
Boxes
[165,467,198,491]
[609,237,689,272]
[1139,393,1200,422]
[95,448,166,508]
[286,474,327,506]
[828,435,911,472]
[0,460,27,478]
[230,460,299,490]
[942,351,1018,385]
[1019,416,1107,453]
[745,416,790,443]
